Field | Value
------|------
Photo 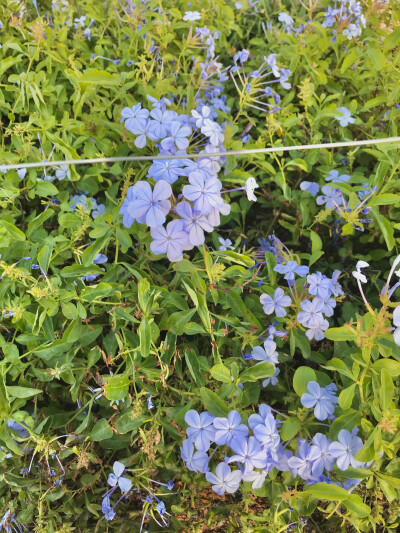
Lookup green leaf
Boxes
[26,209,54,238]
[323,358,353,379]
[369,193,400,207]
[103,375,130,401]
[373,211,395,251]
[383,27,400,51]
[35,181,59,197]
[379,369,394,411]
[185,349,206,386]
[60,265,103,278]
[310,230,323,255]
[139,318,151,358]
[293,366,316,396]
[166,309,196,335]
[280,417,301,441]
[81,234,110,267]
[199,387,229,417]
[38,242,53,273]
[344,494,371,517]
[306,482,350,501]
[89,419,113,441]
[338,384,356,410]
[7,386,42,398]
[373,359,400,377]
[0,369,10,417]
[220,251,255,267]
[239,362,275,383]
[62,320,82,343]
[324,326,357,341]
[210,364,231,384]
[0,220,26,241]
[77,69,119,85]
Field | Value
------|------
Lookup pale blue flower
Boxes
[274,261,309,281]
[182,172,223,215]
[184,410,215,452]
[180,439,209,472]
[260,287,291,317]
[108,461,132,492]
[325,170,350,183]
[183,11,201,22]
[175,201,214,246]
[127,180,171,228]
[300,181,319,196]
[301,381,338,421]
[228,436,268,474]
[218,237,234,251]
[329,429,364,470]
[250,339,279,366]
[150,220,190,262]
[308,433,335,476]
[316,185,343,209]
[335,106,355,127]
[213,411,248,446]
[205,463,242,495]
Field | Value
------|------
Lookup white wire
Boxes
[1,136,399,171]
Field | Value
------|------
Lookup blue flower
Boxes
[121,103,149,132]
[102,496,116,521]
[8,418,29,439]
[250,339,279,366]
[307,272,333,300]
[127,180,171,228]
[297,299,326,328]
[248,404,272,430]
[218,237,234,251]
[329,429,364,470]
[182,172,222,215]
[393,306,400,346]
[228,436,268,474]
[213,410,248,445]
[161,121,191,151]
[300,381,338,421]
[183,11,201,22]
[300,181,320,196]
[274,261,309,281]
[150,220,190,262]
[335,106,355,127]
[156,501,166,515]
[287,440,314,480]
[81,253,108,282]
[55,164,70,180]
[201,119,224,146]
[107,461,132,492]
[148,108,174,140]
[17,168,27,179]
[205,463,242,495]
[308,433,335,477]
[316,185,343,209]
[260,287,291,317]
[147,158,187,184]
[263,367,280,387]
[253,413,280,452]
[184,410,215,452]
[180,439,209,472]
[175,201,214,246]
[325,170,350,183]
[147,396,155,410]
[233,49,249,63]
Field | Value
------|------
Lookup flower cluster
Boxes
[258,259,344,342]
[230,51,291,116]
[322,0,366,40]
[102,461,173,530]
[300,175,376,233]
[120,97,258,261]
[181,402,368,495]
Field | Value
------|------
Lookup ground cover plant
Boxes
[0,0,400,531]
